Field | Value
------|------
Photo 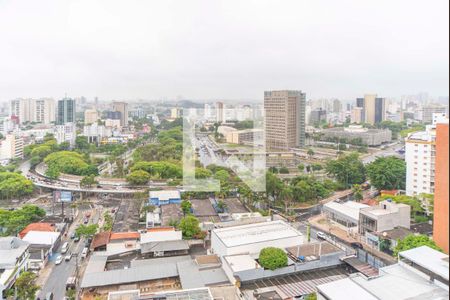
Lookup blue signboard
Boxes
[60,191,72,202]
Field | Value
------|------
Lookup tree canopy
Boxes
[44,151,98,178]
[258,247,288,270]
[0,172,34,200]
[325,153,366,188]
[0,205,45,236]
[75,224,99,238]
[178,215,201,239]
[367,156,406,190]
[126,170,151,185]
[393,234,442,257]
[15,271,40,300]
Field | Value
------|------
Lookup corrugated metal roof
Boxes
[141,240,189,254]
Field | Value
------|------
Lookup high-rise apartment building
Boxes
[10,98,55,124]
[355,94,385,125]
[54,123,76,146]
[264,90,306,151]
[112,102,128,127]
[57,98,76,125]
[84,109,99,125]
[216,101,224,123]
[351,107,364,123]
[332,99,342,113]
[0,134,24,160]
[433,121,449,253]
[422,104,448,124]
[405,125,436,196]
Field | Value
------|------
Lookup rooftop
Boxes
[149,190,181,200]
[224,254,261,272]
[399,246,449,281]
[18,222,56,238]
[140,230,182,244]
[212,220,302,248]
[110,232,140,241]
[22,231,60,246]
[0,237,29,267]
[324,201,369,221]
[317,278,377,300]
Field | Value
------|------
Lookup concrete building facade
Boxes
[356,94,385,125]
[10,98,55,124]
[56,98,76,125]
[264,90,306,151]
[84,109,99,124]
[320,125,392,146]
[0,134,24,160]
[112,102,128,127]
[433,122,449,253]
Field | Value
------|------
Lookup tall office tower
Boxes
[332,99,342,113]
[433,121,449,253]
[216,101,224,123]
[84,109,99,124]
[57,98,76,125]
[264,90,306,151]
[112,101,128,127]
[355,94,385,125]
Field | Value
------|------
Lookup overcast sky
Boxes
[0,0,448,102]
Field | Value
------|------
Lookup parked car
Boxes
[70,232,76,239]
[45,292,54,300]
[350,242,364,249]
[65,253,72,261]
[316,231,328,240]
[74,235,80,242]
[55,255,63,265]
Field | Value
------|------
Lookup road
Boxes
[362,141,404,164]
[37,208,100,300]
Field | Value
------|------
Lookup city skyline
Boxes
[0,0,448,101]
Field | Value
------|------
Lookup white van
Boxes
[61,242,69,254]
[81,247,89,259]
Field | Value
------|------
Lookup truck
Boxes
[66,276,77,291]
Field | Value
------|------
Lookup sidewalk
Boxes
[309,214,396,264]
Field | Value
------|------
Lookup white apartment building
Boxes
[83,123,112,143]
[405,125,436,196]
[404,113,448,196]
[84,109,99,124]
[0,134,24,160]
[10,98,55,124]
[54,123,76,146]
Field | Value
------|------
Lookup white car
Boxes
[316,231,328,240]
[65,253,72,261]
[55,255,63,265]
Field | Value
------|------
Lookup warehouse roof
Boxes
[212,220,302,248]
[399,246,449,280]
[141,240,189,254]
[140,230,182,243]
[81,257,181,288]
[149,190,181,200]
[317,278,378,300]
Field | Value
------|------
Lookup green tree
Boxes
[325,153,366,188]
[366,156,406,190]
[279,167,289,174]
[75,136,90,151]
[216,200,228,213]
[181,200,192,216]
[126,170,151,185]
[66,288,76,300]
[31,145,52,159]
[393,234,442,257]
[258,247,288,270]
[280,186,293,213]
[307,148,315,159]
[0,205,45,236]
[178,215,201,239]
[0,172,34,200]
[80,175,98,188]
[15,271,40,300]
[297,163,305,173]
[352,184,363,201]
[305,293,317,300]
[75,224,98,238]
